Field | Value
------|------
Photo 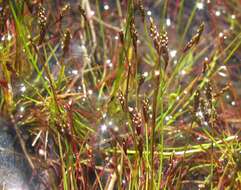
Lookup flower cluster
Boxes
[149,17,169,68]
[183,22,204,52]
[128,107,143,136]
[37,5,47,30]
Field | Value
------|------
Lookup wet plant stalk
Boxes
[11,116,35,170]
[31,41,61,113]
[150,57,161,188]
[157,95,164,188]
[125,63,131,111]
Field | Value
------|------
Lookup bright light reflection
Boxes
[100,124,107,132]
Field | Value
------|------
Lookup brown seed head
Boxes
[183,22,205,52]
[150,17,160,53]
[160,31,168,49]
[37,4,47,44]
[160,31,169,69]
[149,17,169,68]
[142,97,150,122]
[193,90,200,112]
[128,107,143,136]
[37,5,47,29]
[117,91,125,110]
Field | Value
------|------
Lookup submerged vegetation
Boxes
[0,0,241,189]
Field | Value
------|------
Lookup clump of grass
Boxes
[0,0,241,189]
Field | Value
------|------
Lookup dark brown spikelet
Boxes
[122,137,128,155]
[138,137,143,157]
[150,17,160,53]
[119,30,124,45]
[128,107,143,136]
[183,22,204,53]
[62,29,71,56]
[130,17,138,54]
[193,90,200,112]
[202,58,209,75]
[160,31,169,70]
[37,4,47,44]
[137,75,145,94]
[142,97,150,123]
[149,17,169,69]
[78,5,87,21]
[0,6,6,33]
[37,5,47,29]
[205,82,213,106]
[159,31,168,52]
[117,91,125,110]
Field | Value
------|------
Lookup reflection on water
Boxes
[0,119,53,190]
[0,119,31,189]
